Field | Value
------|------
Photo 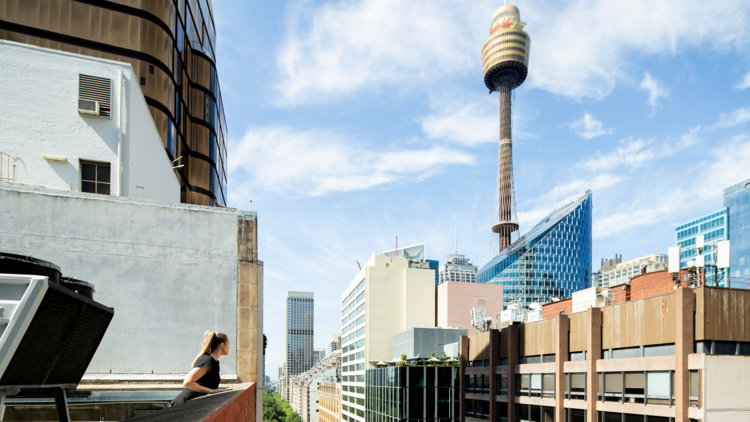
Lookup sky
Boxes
[211,0,750,379]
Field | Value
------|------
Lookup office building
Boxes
[724,177,750,284]
[675,208,728,285]
[328,332,342,355]
[598,253,668,288]
[439,254,479,284]
[366,329,461,421]
[319,381,341,422]
[427,259,441,286]
[460,281,750,422]
[366,364,460,422]
[284,291,315,401]
[436,281,503,334]
[0,0,228,206]
[341,253,436,422]
[592,255,622,287]
[482,3,531,254]
[477,190,593,308]
[290,350,341,422]
[314,348,326,365]
[392,327,467,360]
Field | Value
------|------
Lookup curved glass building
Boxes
[0,0,227,206]
[477,190,593,307]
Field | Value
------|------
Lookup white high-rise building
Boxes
[340,253,435,422]
[438,254,478,284]
[599,253,668,288]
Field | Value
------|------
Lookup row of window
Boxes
[342,279,365,307]
[675,210,726,231]
[342,315,366,336]
[343,363,365,373]
[484,53,529,70]
[342,296,365,318]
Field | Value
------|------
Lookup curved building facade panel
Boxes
[478,192,593,307]
[0,0,227,206]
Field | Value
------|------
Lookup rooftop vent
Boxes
[78,74,111,117]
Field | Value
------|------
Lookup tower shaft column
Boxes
[493,72,519,253]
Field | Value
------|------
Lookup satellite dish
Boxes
[529,302,541,310]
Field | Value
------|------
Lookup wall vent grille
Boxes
[78,74,111,117]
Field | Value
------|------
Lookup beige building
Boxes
[460,285,750,422]
[340,254,436,422]
[599,253,668,288]
[437,281,503,334]
[319,381,341,422]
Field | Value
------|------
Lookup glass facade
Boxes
[0,0,227,206]
[477,191,593,307]
[286,292,314,380]
[365,366,460,422]
[674,208,729,286]
[725,178,750,287]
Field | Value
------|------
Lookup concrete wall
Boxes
[704,355,750,421]
[365,256,435,367]
[0,185,256,377]
[392,328,466,360]
[0,41,179,203]
[436,281,503,334]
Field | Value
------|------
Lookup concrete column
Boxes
[237,212,263,422]
[555,315,570,422]
[675,288,695,422]
[489,329,500,422]
[459,335,469,422]
[507,325,519,422]
[586,307,602,422]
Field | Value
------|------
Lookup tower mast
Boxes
[482,4,530,254]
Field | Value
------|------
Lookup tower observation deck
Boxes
[481,4,531,254]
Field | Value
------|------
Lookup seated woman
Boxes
[172,331,231,405]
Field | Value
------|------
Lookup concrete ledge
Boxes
[125,383,256,422]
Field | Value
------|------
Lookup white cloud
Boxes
[711,107,750,129]
[228,126,475,197]
[274,0,750,104]
[640,72,670,116]
[420,94,496,145]
[735,70,750,90]
[567,113,614,140]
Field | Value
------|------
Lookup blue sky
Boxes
[212,0,750,379]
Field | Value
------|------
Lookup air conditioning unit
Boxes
[78,99,100,115]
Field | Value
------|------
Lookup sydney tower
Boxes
[481,4,531,254]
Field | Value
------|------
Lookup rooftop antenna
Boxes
[395,236,399,257]
[356,261,361,270]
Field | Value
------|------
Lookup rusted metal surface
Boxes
[568,312,587,352]
[519,319,555,356]
[701,287,750,341]
[468,332,491,361]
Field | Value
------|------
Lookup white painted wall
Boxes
[0,41,179,203]
[0,185,248,376]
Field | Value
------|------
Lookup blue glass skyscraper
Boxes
[476,190,593,307]
[674,209,728,285]
[724,177,750,286]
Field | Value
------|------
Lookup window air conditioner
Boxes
[78,99,100,115]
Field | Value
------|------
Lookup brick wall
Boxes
[542,298,572,319]
[617,269,692,304]
[542,269,694,318]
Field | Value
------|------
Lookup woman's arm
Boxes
[183,367,222,394]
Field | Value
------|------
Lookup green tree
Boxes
[285,411,302,422]
[262,388,285,422]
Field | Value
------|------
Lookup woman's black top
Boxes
[172,354,220,405]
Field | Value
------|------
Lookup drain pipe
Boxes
[117,70,125,196]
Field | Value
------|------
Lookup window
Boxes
[543,374,555,398]
[625,372,644,403]
[81,161,111,195]
[689,370,700,407]
[646,371,670,405]
[568,373,585,400]
[604,372,622,402]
